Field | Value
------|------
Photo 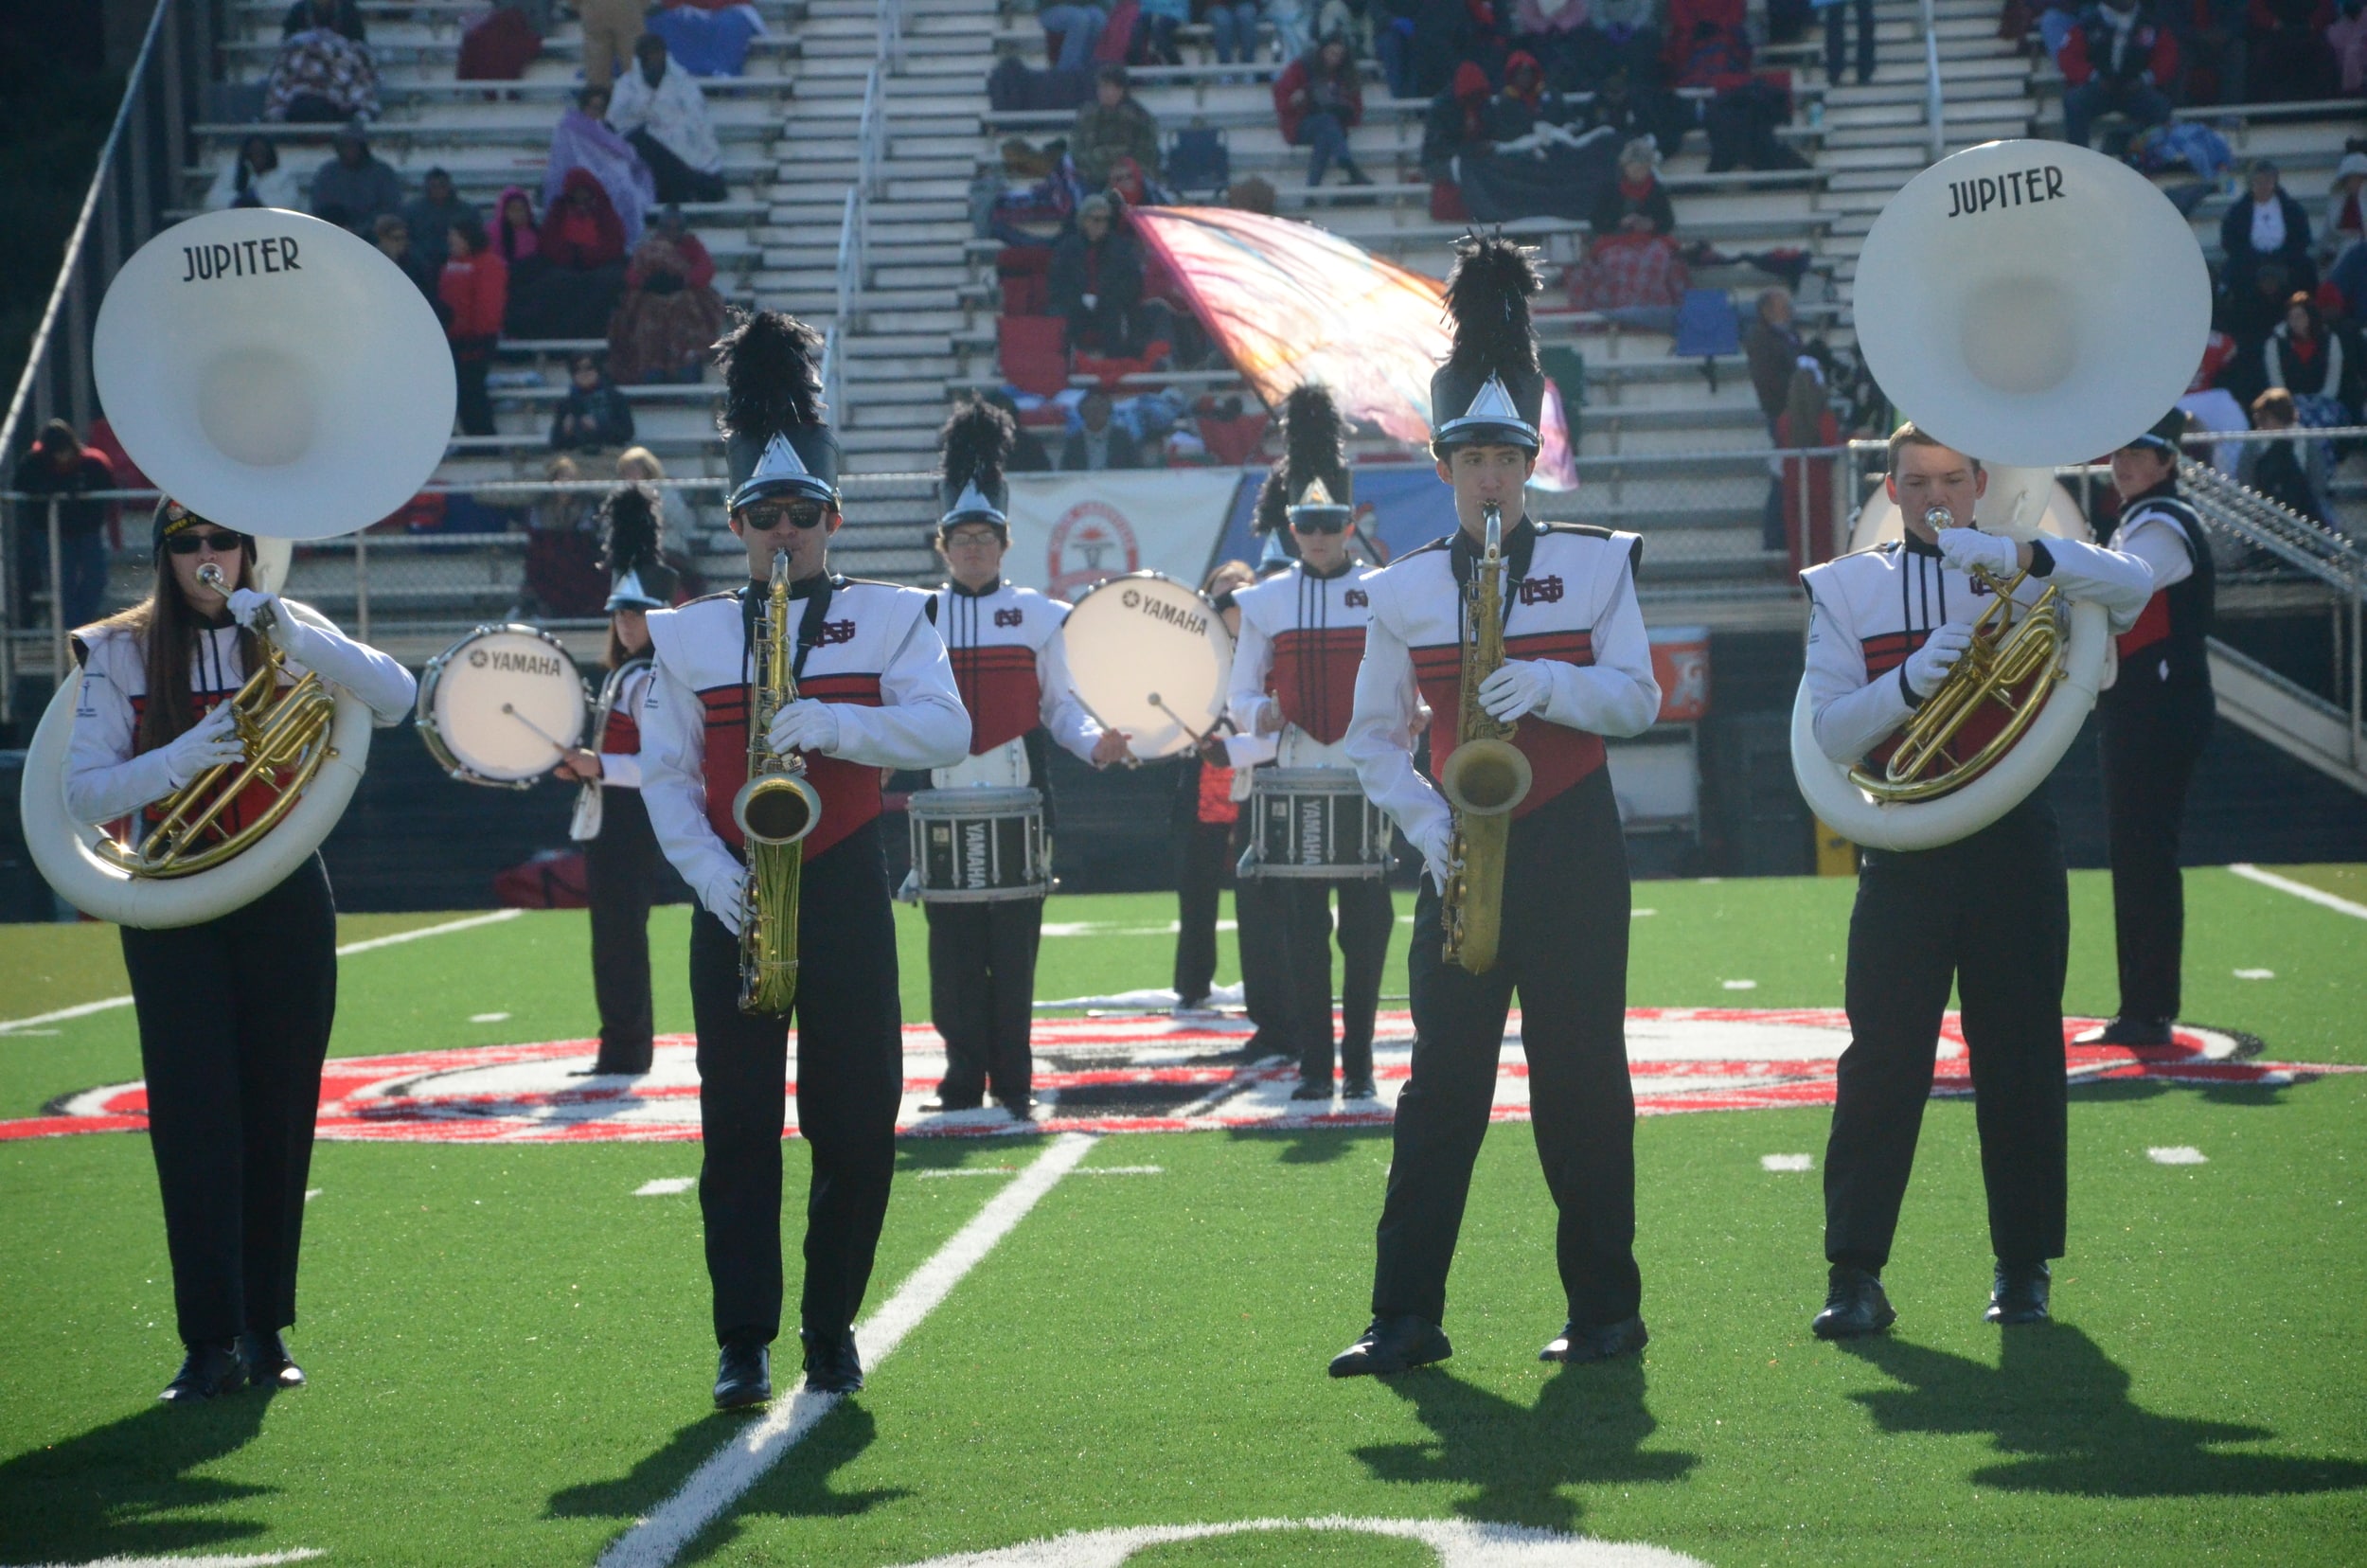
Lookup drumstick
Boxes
[1146,692,1209,758]
[502,704,571,756]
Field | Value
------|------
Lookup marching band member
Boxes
[554,483,684,1077]
[2078,410,2216,1050]
[1228,384,1391,1102]
[918,399,1131,1118]
[638,312,970,1407]
[65,500,416,1402]
[1800,423,2154,1339]
[1328,236,1661,1377]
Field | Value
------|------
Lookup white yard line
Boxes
[596,1132,1101,1568]
[0,909,525,1034]
[2227,864,2367,921]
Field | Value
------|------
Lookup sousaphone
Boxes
[1791,140,2210,851]
[19,209,456,927]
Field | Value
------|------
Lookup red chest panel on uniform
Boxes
[1267,627,1364,745]
[2117,592,2171,657]
[601,704,641,756]
[697,673,884,860]
[1408,628,1604,814]
[948,644,1042,755]
[1857,626,2016,772]
[1197,759,1237,823]
[126,690,291,842]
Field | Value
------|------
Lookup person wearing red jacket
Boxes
[1274,34,1371,187]
[439,215,509,437]
[541,168,629,270]
[2056,3,2179,150]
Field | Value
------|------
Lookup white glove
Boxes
[224,587,282,631]
[1476,659,1556,723]
[161,704,246,785]
[1903,624,1975,700]
[766,698,841,757]
[1937,527,2020,580]
[1415,819,1453,892]
[706,877,747,938]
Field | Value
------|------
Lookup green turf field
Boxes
[2,868,2363,1566]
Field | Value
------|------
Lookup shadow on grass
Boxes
[1225,1123,1394,1167]
[2066,1079,2295,1112]
[1352,1360,1698,1533]
[0,1392,276,1561]
[1842,1326,2367,1497]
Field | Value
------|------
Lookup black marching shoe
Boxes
[1986,1260,2052,1326]
[1540,1315,1649,1363]
[2073,1017,2173,1048]
[713,1340,772,1409]
[800,1329,864,1395]
[236,1329,306,1390]
[1290,1078,1334,1101]
[160,1341,245,1404]
[1341,1075,1378,1100]
[996,1094,1036,1121]
[1811,1265,1897,1340]
[1327,1315,1451,1378]
[919,1093,982,1114]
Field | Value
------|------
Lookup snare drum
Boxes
[417,624,590,789]
[1237,768,1391,879]
[906,787,1051,902]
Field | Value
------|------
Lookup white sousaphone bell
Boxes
[19,209,457,927]
[1792,139,2212,852]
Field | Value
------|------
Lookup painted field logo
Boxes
[7,1011,2329,1146]
[880,1517,1709,1566]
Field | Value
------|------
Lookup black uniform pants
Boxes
[1171,818,1232,1005]
[1232,850,1299,1059]
[1824,796,2071,1274]
[1372,771,1641,1328]
[2100,689,2213,1024]
[927,895,1043,1105]
[689,820,903,1347]
[585,789,678,1071]
[1277,875,1395,1082]
[119,855,337,1347]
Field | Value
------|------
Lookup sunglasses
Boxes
[1291,516,1348,535]
[739,501,828,532]
[166,529,250,555]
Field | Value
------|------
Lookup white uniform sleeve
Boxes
[825,602,972,770]
[280,602,418,724]
[2110,515,2193,594]
[2032,536,2156,633]
[62,653,182,826]
[1037,619,1105,764]
[1225,598,1281,738]
[1804,586,1915,766]
[1536,553,1661,738]
[1345,605,1450,858]
[638,654,745,924]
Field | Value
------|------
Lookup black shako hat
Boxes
[936,397,1013,536]
[715,310,840,511]
[1430,232,1544,457]
[1255,383,1354,536]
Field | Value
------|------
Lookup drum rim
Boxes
[907,786,1045,813]
[418,620,588,785]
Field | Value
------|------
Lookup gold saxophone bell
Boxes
[735,549,822,1016]
[97,561,340,880]
[1438,503,1531,974]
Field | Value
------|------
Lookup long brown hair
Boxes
[92,542,259,754]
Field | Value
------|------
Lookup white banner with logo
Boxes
[1003,471,1248,600]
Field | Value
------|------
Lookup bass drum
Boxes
[417,624,589,788]
[1059,571,1234,760]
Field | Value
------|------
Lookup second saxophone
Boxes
[733,548,824,1015]
[1434,502,1533,973]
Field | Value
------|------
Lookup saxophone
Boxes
[1435,503,1533,974]
[733,549,824,1015]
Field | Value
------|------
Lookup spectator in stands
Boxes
[2166,0,2246,106]
[2248,0,2340,100]
[1051,193,1166,358]
[1074,66,1163,188]
[10,419,116,631]
[1575,65,1690,157]
[494,186,543,269]
[1580,0,1664,87]
[402,168,479,278]
[1825,0,1876,86]
[607,34,729,205]
[579,0,642,88]
[2334,6,2367,95]
[1422,62,1493,182]
[310,127,403,237]
[508,169,632,339]
[1059,390,1144,470]
[205,134,302,211]
[1589,138,1676,239]
[1039,0,1112,72]
[440,217,508,438]
[2244,387,2331,523]
[2055,2,2178,151]
[372,214,439,299]
[609,205,730,385]
[1139,0,1192,63]
[2323,151,2366,270]
[1210,1,1268,64]
[281,0,363,41]
[546,84,655,247]
[2222,159,2318,307]
[616,447,705,573]
[523,455,609,617]
[1570,139,1688,312]
[263,10,380,122]
[551,354,637,454]
[1511,0,1591,93]
[1745,287,1805,432]
[1274,32,1373,186]
[985,390,1055,471]
[2264,292,2350,425]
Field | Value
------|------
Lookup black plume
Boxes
[939,397,1015,494]
[1254,460,1290,534]
[1282,383,1348,497]
[1442,233,1540,379]
[598,482,663,574]
[714,309,824,439]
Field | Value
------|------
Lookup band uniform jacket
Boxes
[637,578,970,925]
[1346,520,1662,871]
[1229,560,1376,769]
[2102,489,2214,701]
[927,579,1105,789]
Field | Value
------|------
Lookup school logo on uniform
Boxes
[1344,588,1369,608]
[1517,575,1564,606]
[819,619,857,645]
[1046,502,1141,599]
[994,607,1024,628]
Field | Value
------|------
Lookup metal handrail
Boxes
[833,186,861,332]
[877,0,906,71]
[1920,0,1946,161]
